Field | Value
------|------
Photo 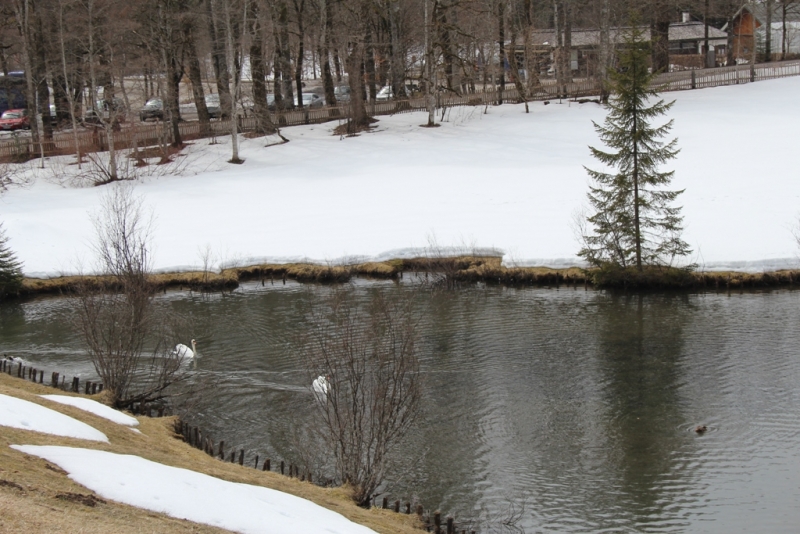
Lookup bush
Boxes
[589,263,696,289]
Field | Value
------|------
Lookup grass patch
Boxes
[0,374,423,534]
[13,260,800,302]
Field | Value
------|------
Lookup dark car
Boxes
[205,94,221,119]
[139,98,164,121]
[333,85,351,103]
[0,109,30,130]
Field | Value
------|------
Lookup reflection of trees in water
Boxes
[596,292,697,524]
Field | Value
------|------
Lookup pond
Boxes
[3,281,800,533]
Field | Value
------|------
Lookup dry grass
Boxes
[15,260,800,301]
[0,374,423,534]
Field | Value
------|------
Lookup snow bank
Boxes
[0,394,108,442]
[3,77,800,276]
[40,395,139,427]
[11,445,377,534]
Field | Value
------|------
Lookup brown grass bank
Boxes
[0,374,422,534]
[14,258,800,299]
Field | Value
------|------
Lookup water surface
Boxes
[3,282,799,532]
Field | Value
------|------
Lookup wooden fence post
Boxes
[263,458,270,471]
[434,511,442,534]
[238,449,244,465]
[382,497,388,509]
[218,441,225,459]
[446,516,454,534]
[280,460,285,475]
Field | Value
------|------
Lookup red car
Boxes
[0,109,30,131]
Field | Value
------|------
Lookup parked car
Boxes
[375,86,393,101]
[293,93,324,108]
[139,98,163,121]
[85,98,126,124]
[205,93,221,118]
[333,85,351,103]
[0,109,30,130]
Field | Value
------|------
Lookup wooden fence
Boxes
[2,357,103,396]
[2,59,798,163]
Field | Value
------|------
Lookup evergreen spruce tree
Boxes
[579,24,690,271]
[0,223,23,298]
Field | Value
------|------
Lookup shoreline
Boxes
[13,256,800,298]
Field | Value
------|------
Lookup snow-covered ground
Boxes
[3,77,800,277]
[0,393,108,441]
[13,445,377,534]
[3,389,376,533]
[40,394,139,426]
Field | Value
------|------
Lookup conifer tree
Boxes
[579,24,690,271]
[0,223,23,297]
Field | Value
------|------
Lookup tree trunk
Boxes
[765,0,774,61]
[388,0,405,97]
[365,20,377,102]
[249,0,277,134]
[599,0,610,101]
[438,4,454,92]
[319,0,336,106]
[294,0,306,109]
[32,7,53,142]
[554,0,564,98]
[424,0,435,125]
[346,41,369,131]
[651,0,670,73]
[497,0,505,105]
[563,0,572,84]
[207,0,233,118]
[509,24,528,112]
[275,0,294,109]
[183,15,211,135]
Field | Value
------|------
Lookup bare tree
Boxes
[302,288,422,506]
[76,185,190,409]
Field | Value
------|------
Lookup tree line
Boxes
[3,1,796,141]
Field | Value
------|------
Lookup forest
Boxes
[0,0,797,144]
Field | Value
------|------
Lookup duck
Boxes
[695,425,708,434]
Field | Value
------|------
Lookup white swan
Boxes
[312,375,329,397]
[173,339,197,359]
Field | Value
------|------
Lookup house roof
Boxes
[523,22,727,48]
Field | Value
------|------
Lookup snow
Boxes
[3,77,800,276]
[40,395,139,427]
[0,394,108,442]
[11,445,378,534]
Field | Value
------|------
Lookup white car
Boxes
[293,93,324,108]
[375,86,393,101]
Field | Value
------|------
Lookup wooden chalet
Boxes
[516,19,728,77]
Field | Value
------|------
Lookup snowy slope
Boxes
[3,77,799,276]
[0,394,108,441]
[12,445,378,534]
[40,395,139,427]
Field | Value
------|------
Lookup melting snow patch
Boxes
[41,395,139,427]
[11,445,377,534]
[0,394,108,442]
